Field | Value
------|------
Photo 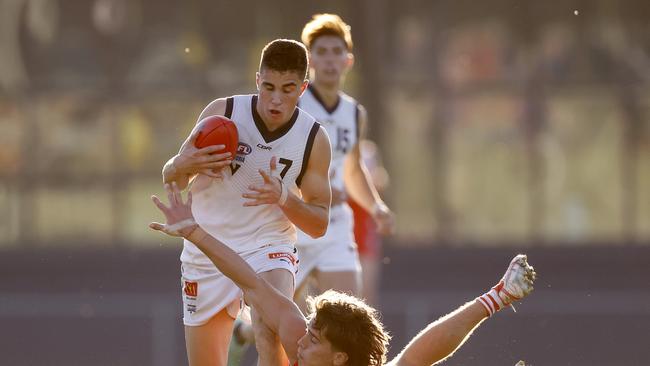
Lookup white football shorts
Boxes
[295,212,361,287]
[180,244,298,326]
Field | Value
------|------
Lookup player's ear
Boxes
[300,80,309,95]
[346,53,355,69]
[255,72,261,90]
[332,351,348,366]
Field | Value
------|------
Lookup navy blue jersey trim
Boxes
[224,97,234,118]
[252,95,299,143]
[296,122,321,187]
[308,84,340,114]
[355,102,361,139]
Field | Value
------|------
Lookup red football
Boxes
[194,115,239,158]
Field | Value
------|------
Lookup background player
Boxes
[162,39,332,366]
[348,139,391,305]
[294,13,395,312]
[150,182,537,366]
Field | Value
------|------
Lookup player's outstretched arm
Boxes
[343,105,395,235]
[388,255,536,366]
[162,98,233,189]
[149,183,307,361]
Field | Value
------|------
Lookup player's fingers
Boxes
[259,169,274,183]
[377,223,390,236]
[207,160,232,169]
[151,195,169,213]
[242,192,264,199]
[198,144,226,155]
[248,184,272,193]
[164,183,176,205]
[149,222,165,231]
[171,182,182,205]
[269,156,277,172]
[243,200,271,207]
[196,162,229,172]
[200,151,231,163]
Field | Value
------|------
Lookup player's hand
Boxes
[242,156,283,207]
[149,182,198,237]
[175,128,233,179]
[372,203,396,236]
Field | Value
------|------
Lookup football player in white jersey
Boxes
[150,182,537,366]
[293,14,396,312]
[162,39,332,366]
[230,15,398,353]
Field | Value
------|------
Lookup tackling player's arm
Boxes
[387,255,536,366]
[162,98,233,190]
[343,104,395,235]
[150,183,307,363]
[283,126,332,238]
[387,301,488,366]
[186,227,306,362]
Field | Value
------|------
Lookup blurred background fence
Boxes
[1,0,649,247]
[1,0,649,365]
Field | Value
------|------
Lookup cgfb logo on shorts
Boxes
[184,281,198,297]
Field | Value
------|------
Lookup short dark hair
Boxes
[308,290,390,366]
[259,39,308,80]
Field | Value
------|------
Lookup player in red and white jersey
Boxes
[162,39,332,366]
[292,13,396,313]
[150,183,537,366]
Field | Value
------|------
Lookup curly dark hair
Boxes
[308,290,390,366]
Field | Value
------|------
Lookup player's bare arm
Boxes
[150,183,307,362]
[162,98,233,190]
[343,104,395,235]
[243,126,332,238]
[387,255,536,366]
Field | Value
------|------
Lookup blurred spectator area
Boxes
[0,0,649,248]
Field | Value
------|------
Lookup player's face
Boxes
[256,69,308,125]
[309,36,353,87]
[297,322,347,366]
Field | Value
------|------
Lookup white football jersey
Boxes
[181,94,320,266]
[296,85,360,246]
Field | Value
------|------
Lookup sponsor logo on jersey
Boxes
[257,143,272,150]
[268,252,297,266]
[237,143,252,155]
[184,281,198,297]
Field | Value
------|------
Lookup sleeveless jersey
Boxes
[181,94,320,266]
[296,85,360,246]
